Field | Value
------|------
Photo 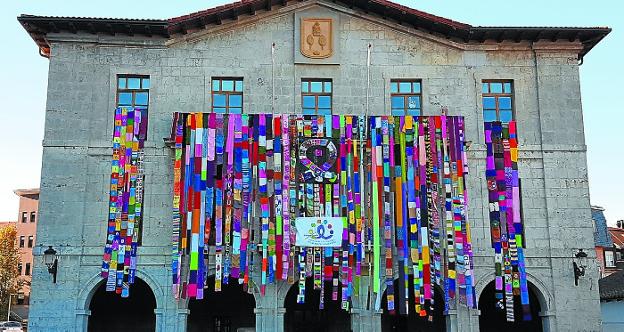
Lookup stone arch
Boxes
[474,271,553,315]
[476,272,551,332]
[77,268,165,312]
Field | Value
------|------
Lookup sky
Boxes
[0,0,622,224]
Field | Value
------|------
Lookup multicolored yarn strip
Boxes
[101,107,146,297]
[167,113,476,317]
[484,120,529,321]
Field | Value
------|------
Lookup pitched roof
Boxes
[600,269,624,301]
[609,227,624,249]
[18,0,610,58]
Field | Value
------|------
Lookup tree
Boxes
[0,225,21,321]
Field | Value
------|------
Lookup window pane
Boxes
[235,80,243,92]
[303,96,316,108]
[212,79,221,91]
[503,82,512,94]
[318,96,331,109]
[135,92,149,106]
[318,108,331,115]
[118,77,126,89]
[407,108,420,116]
[127,78,141,89]
[484,110,497,122]
[222,80,234,92]
[213,94,226,107]
[324,82,332,93]
[302,81,309,93]
[482,83,489,93]
[229,94,242,107]
[303,108,316,115]
[500,110,513,123]
[310,81,323,93]
[390,82,398,93]
[142,78,150,89]
[391,96,404,109]
[229,107,242,114]
[391,109,405,116]
[399,82,412,93]
[490,83,503,93]
[407,96,420,109]
[482,97,496,109]
[499,97,512,110]
[118,92,132,105]
[413,82,421,93]
[214,108,226,114]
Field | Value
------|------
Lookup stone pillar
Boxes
[255,307,277,331]
[540,309,556,332]
[446,309,458,332]
[276,308,287,332]
[154,308,165,332]
[351,308,381,331]
[74,309,90,332]
[176,309,190,332]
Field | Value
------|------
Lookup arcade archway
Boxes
[187,276,256,332]
[381,277,446,332]
[284,278,351,332]
[478,280,543,332]
[88,278,156,332]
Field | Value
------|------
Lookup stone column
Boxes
[74,309,90,332]
[176,309,190,332]
[446,309,458,332]
[540,309,556,332]
[351,308,382,331]
[154,308,165,332]
[276,308,287,332]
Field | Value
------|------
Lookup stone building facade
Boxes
[18,0,610,331]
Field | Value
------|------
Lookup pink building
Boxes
[13,188,39,317]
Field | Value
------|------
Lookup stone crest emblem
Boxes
[300,18,332,59]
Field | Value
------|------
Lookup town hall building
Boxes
[18,0,609,331]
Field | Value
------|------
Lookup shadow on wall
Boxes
[88,278,156,332]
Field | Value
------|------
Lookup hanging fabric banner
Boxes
[484,120,530,322]
[295,217,344,247]
[165,113,476,319]
[101,106,146,298]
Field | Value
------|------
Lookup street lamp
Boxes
[43,246,58,283]
[573,249,588,286]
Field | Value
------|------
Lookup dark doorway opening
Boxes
[284,278,351,332]
[88,278,156,332]
[478,281,543,332]
[381,277,446,332]
[187,276,256,332]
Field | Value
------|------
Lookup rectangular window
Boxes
[390,80,422,116]
[21,212,27,223]
[25,263,31,276]
[212,78,244,114]
[30,212,36,223]
[19,236,25,248]
[117,75,150,140]
[17,263,22,275]
[301,79,332,115]
[482,80,514,123]
[27,236,34,248]
[606,251,615,268]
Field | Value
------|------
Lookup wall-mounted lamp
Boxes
[573,249,588,286]
[43,246,58,283]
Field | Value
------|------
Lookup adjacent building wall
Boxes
[28,2,601,331]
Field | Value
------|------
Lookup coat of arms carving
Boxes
[301,18,333,59]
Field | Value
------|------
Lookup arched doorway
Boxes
[88,277,156,332]
[284,278,351,332]
[187,276,256,332]
[381,277,446,332]
[478,280,543,332]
